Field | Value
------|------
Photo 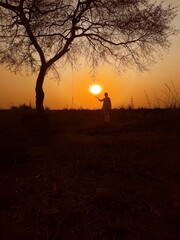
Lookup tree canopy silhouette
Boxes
[0,0,177,114]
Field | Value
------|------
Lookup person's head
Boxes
[104,92,108,97]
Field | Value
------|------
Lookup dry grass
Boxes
[0,108,180,240]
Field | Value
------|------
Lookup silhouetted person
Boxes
[96,92,112,124]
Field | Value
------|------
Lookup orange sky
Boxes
[0,0,180,110]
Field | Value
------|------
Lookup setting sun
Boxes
[89,84,102,95]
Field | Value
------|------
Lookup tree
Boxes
[0,0,177,114]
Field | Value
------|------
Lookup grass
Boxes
[0,108,180,240]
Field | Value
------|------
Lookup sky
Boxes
[0,0,180,110]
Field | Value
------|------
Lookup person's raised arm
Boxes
[95,97,103,102]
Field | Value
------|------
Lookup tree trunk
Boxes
[35,66,46,115]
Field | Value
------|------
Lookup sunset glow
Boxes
[0,0,179,110]
[89,84,102,95]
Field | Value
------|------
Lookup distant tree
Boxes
[0,0,177,114]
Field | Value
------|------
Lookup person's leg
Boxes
[107,113,110,123]
[104,112,110,123]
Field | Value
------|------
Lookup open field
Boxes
[0,108,180,240]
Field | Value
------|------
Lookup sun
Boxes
[89,84,102,95]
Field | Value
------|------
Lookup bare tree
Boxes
[0,0,177,114]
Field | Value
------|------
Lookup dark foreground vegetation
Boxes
[0,108,180,240]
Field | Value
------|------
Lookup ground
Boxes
[0,108,180,240]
